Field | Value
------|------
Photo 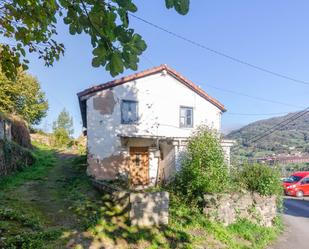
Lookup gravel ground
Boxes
[268,196,309,249]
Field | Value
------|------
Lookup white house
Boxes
[78,65,233,186]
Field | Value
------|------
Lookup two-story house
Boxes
[77,65,233,186]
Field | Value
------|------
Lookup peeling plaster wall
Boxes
[86,72,222,181]
[158,141,176,182]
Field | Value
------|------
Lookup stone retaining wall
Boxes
[92,180,169,227]
[203,192,277,227]
[0,139,35,176]
[0,119,12,141]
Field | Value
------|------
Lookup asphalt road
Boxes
[269,197,309,249]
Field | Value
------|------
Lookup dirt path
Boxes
[0,148,105,248]
[268,197,309,249]
[9,152,82,228]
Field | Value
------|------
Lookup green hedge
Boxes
[233,163,283,196]
[169,126,282,208]
[171,126,229,207]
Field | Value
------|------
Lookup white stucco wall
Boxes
[221,140,236,167]
[85,71,223,182]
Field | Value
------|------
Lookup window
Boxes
[121,100,138,124]
[134,154,141,167]
[180,106,193,128]
[301,178,309,185]
[284,175,302,183]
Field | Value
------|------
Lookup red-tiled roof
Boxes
[77,64,226,112]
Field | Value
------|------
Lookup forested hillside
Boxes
[227,111,309,160]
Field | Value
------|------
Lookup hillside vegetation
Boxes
[0,142,282,249]
[227,111,309,160]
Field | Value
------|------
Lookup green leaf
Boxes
[63,17,71,24]
[133,34,147,52]
[92,57,102,67]
[109,53,124,76]
[165,0,190,14]
[92,45,107,59]
[127,2,137,12]
[69,25,76,35]
[175,0,190,15]
[0,0,190,79]
[22,64,29,70]
[165,0,174,9]
[118,8,129,27]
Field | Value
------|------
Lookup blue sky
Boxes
[25,1,309,136]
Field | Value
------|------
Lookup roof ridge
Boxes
[77,65,226,112]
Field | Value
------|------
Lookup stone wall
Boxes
[130,192,169,227]
[0,119,12,141]
[203,192,277,227]
[92,180,169,227]
[30,133,54,146]
[0,139,35,176]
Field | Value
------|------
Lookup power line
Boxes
[226,111,296,116]
[203,83,304,108]
[247,109,308,142]
[247,108,309,144]
[251,110,309,143]
[130,13,309,86]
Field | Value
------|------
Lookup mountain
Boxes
[226,111,309,160]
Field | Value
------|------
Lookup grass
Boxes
[0,143,283,249]
[228,218,283,249]
[0,142,56,190]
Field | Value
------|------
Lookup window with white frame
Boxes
[180,106,193,128]
[121,100,138,124]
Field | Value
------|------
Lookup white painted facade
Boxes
[79,67,231,186]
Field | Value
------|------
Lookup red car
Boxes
[283,171,309,197]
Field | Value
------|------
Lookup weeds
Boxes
[0,142,55,190]
[0,144,282,249]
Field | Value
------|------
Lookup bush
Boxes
[171,126,229,206]
[53,128,71,147]
[235,163,282,196]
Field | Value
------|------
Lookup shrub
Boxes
[171,125,229,206]
[235,163,282,196]
[53,128,71,147]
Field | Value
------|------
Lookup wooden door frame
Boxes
[129,147,149,185]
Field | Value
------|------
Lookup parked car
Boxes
[283,171,309,197]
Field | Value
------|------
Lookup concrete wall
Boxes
[221,140,236,166]
[85,71,223,181]
[158,141,176,182]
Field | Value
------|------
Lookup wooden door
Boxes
[130,147,149,185]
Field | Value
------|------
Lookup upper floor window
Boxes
[180,106,193,128]
[121,100,138,124]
